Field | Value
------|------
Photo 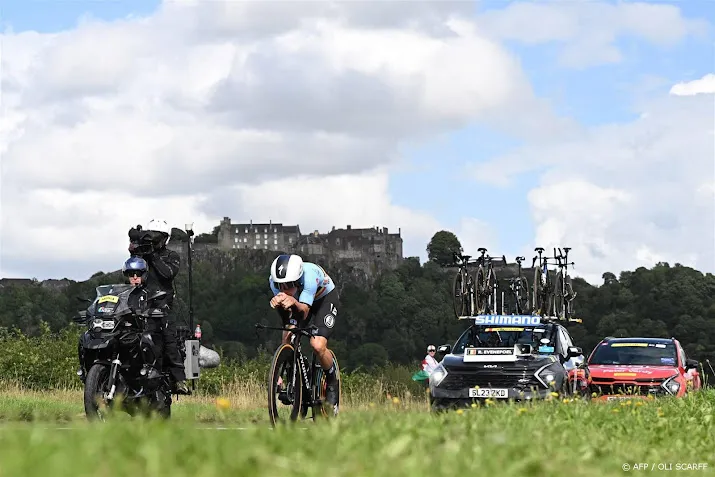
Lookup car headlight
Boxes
[535,363,559,388]
[429,364,448,387]
[661,374,680,395]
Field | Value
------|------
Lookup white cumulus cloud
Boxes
[2,0,545,280]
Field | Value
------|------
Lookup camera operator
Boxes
[128,219,189,395]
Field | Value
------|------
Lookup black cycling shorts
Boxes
[278,290,340,339]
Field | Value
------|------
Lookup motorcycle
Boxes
[74,283,196,420]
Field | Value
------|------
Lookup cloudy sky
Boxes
[1,0,713,285]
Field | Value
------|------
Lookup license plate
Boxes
[469,388,508,398]
[101,320,114,330]
[606,396,632,401]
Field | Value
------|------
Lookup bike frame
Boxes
[476,248,503,314]
[505,256,528,315]
[257,323,323,413]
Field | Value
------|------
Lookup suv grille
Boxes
[589,381,666,397]
[440,370,543,390]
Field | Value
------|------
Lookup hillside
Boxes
[1,235,714,379]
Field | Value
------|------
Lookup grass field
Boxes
[1,386,714,477]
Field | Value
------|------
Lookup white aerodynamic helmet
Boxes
[270,254,304,287]
[145,219,171,245]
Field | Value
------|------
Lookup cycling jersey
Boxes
[269,262,335,306]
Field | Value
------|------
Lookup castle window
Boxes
[245,228,248,233]
[274,239,277,245]
[264,239,268,245]
[234,237,238,243]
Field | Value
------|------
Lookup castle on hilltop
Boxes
[170,217,405,277]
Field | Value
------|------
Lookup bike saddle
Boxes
[462,255,471,262]
[515,256,525,262]
[478,247,487,253]
[534,247,544,253]
[563,247,571,252]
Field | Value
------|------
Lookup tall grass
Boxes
[0,323,428,410]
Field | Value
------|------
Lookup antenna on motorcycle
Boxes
[183,223,195,335]
[185,223,196,393]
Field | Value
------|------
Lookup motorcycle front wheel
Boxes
[84,363,111,421]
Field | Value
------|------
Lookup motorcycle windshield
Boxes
[88,284,135,317]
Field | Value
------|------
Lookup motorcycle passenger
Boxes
[269,254,340,411]
[128,219,189,395]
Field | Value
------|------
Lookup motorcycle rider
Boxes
[128,219,189,395]
[76,256,157,381]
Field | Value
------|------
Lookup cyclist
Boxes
[269,254,340,411]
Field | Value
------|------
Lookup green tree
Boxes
[426,231,462,266]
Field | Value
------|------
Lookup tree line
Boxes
[1,231,714,380]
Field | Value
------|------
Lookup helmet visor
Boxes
[278,281,300,290]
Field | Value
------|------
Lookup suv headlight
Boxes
[661,374,680,395]
[430,364,448,387]
[535,363,559,388]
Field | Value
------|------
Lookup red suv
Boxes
[586,337,701,401]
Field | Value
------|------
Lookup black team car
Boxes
[428,314,588,411]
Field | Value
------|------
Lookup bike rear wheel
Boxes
[313,350,341,418]
[532,268,543,314]
[486,268,498,314]
[452,270,466,317]
[465,272,476,316]
[268,343,303,427]
[475,266,487,314]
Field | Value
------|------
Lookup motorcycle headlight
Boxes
[661,375,680,395]
[92,318,103,333]
[535,363,559,388]
[429,364,448,387]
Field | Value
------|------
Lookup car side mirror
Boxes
[685,358,699,370]
[567,346,583,358]
[437,344,451,358]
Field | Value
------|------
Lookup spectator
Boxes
[422,345,439,374]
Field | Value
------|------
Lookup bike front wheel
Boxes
[554,272,565,319]
[268,343,303,427]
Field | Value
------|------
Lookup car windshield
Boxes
[589,341,678,366]
[453,325,556,354]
